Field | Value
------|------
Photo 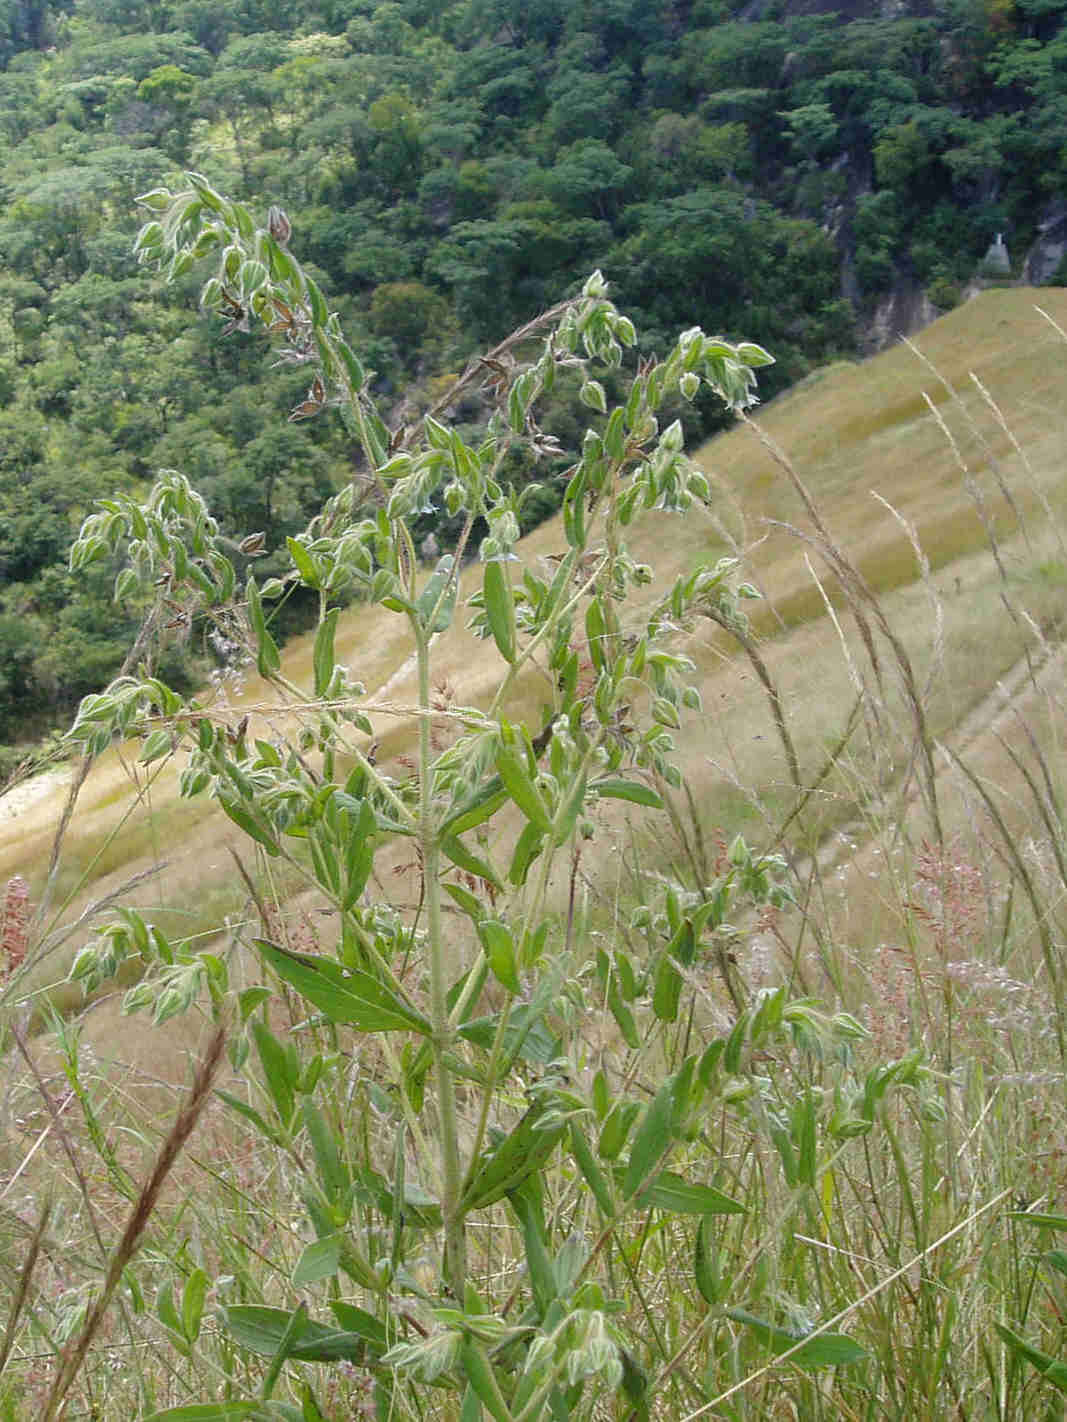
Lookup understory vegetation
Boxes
[0,180,1063,1420]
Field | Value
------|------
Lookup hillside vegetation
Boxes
[2,0,1067,748]
[1,249,1066,1416]
[6,285,1065,947]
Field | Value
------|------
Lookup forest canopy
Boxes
[0,0,1062,752]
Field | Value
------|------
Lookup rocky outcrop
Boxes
[1024,203,1067,285]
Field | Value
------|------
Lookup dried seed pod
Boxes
[267,205,292,246]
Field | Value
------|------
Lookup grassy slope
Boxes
[3,285,1066,1038]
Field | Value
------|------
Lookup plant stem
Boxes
[416,620,466,1294]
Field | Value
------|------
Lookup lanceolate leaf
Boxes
[215,1089,283,1146]
[483,560,516,663]
[508,821,546,887]
[727,1309,866,1369]
[694,1213,721,1305]
[996,1323,1067,1393]
[635,1171,745,1215]
[623,1076,676,1199]
[219,797,280,856]
[254,940,430,1035]
[652,956,682,1022]
[222,1305,376,1364]
[292,1234,342,1287]
[496,747,552,833]
[143,1405,260,1421]
[460,1008,559,1065]
[441,835,503,891]
[569,1122,615,1218]
[313,607,339,697]
[591,777,663,809]
[443,881,482,919]
[440,780,508,838]
[1008,1211,1067,1231]
[342,798,377,911]
[477,919,520,994]
[460,1100,567,1213]
[288,537,321,590]
[330,1301,389,1357]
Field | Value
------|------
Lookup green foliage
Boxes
[53,182,897,1418]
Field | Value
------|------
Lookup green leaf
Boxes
[585,598,606,672]
[181,1268,209,1345]
[736,342,775,368]
[797,1091,817,1189]
[603,406,626,460]
[329,1301,388,1355]
[252,1021,296,1129]
[461,1100,567,1212]
[496,747,552,834]
[156,1280,189,1355]
[591,777,663,809]
[139,729,173,765]
[508,821,546,888]
[293,1234,342,1287]
[694,1214,720,1305]
[569,1122,615,1218]
[483,561,516,663]
[143,1406,260,1422]
[416,554,457,633]
[313,608,339,698]
[597,1101,640,1161]
[287,537,320,588]
[460,1007,559,1065]
[215,1089,282,1146]
[441,836,503,892]
[652,957,682,1023]
[728,1309,866,1369]
[553,768,588,847]
[222,1305,375,1364]
[580,380,607,413]
[352,1165,441,1230]
[1008,1212,1067,1230]
[255,940,430,1035]
[247,575,280,677]
[219,797,280,856]
[299,1385,327,1422]
[623,1076,675,1199]
[605,976,639,1050]
[636,1171,745,1215]
[510,1183,556,1311]
[460,1340,513,1422]
[996,1323,1067,1393]
[303,1098,350,1204]
[305,277,329,328]
[440,780,508,838]
[477,919,520,995]
[342,799,377,912]
[336,340,366,394]
[443,882,482,919]
[652,696,681,729]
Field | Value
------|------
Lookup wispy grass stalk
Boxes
[41,1023,226,1422]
